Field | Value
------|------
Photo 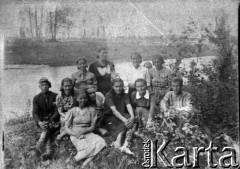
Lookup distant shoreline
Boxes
[4,38,216,67]
[4,55,214,70]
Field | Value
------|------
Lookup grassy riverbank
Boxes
[4,114,145,169]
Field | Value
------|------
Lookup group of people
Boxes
[32,47,194,168]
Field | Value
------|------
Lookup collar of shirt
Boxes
[136,90,149,99]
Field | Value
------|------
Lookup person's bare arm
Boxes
[126,104,134,119]
[125,104,135,128]
[65,110,77,137]
[110,106,127,123]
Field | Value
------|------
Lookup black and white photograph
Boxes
[0,0,239,168]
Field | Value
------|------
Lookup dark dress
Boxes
[131,91,153,127]
[88,60,115,95]
[103,89,131,138]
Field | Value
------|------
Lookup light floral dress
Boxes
[55,94,77,132]
[65,107,106,159]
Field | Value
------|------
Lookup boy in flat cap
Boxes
[32,77,60,160]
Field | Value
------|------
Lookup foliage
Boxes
[139,11,239,168]
[4,10,238,169]
[47,7,74,41]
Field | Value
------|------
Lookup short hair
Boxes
[171,77,183,86]
[134,78,147,87]
[97,47,108,53]
[152,54,165,64]
[76,56,87,64]
[131,52,142,59]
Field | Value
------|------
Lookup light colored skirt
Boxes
[70,132,106,159]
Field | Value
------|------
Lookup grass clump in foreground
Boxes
[4,116,145,169]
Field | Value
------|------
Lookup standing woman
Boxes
[89,47,115,95]
[65,89,106,168]
[146,54,173,100]
[71,56,98,93]
[55,78,78,143]
[104,78,135,155]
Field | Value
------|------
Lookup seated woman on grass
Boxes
[65,89,107,168]
[130,78,155,134]
[85,84,108,136]
[71,56,98,93]
[104,78,135,155]
[55,78,78,144]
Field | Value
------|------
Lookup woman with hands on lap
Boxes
[65,89,106,168]
[104,78,135,155]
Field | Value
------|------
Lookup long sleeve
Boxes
[176,93,193,112]
[32,95,41,124]
[160,92,171,112]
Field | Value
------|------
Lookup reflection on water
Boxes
[2,56,215,120]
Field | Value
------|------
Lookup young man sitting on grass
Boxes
[32,77,60,160]
[160,77,194,131]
